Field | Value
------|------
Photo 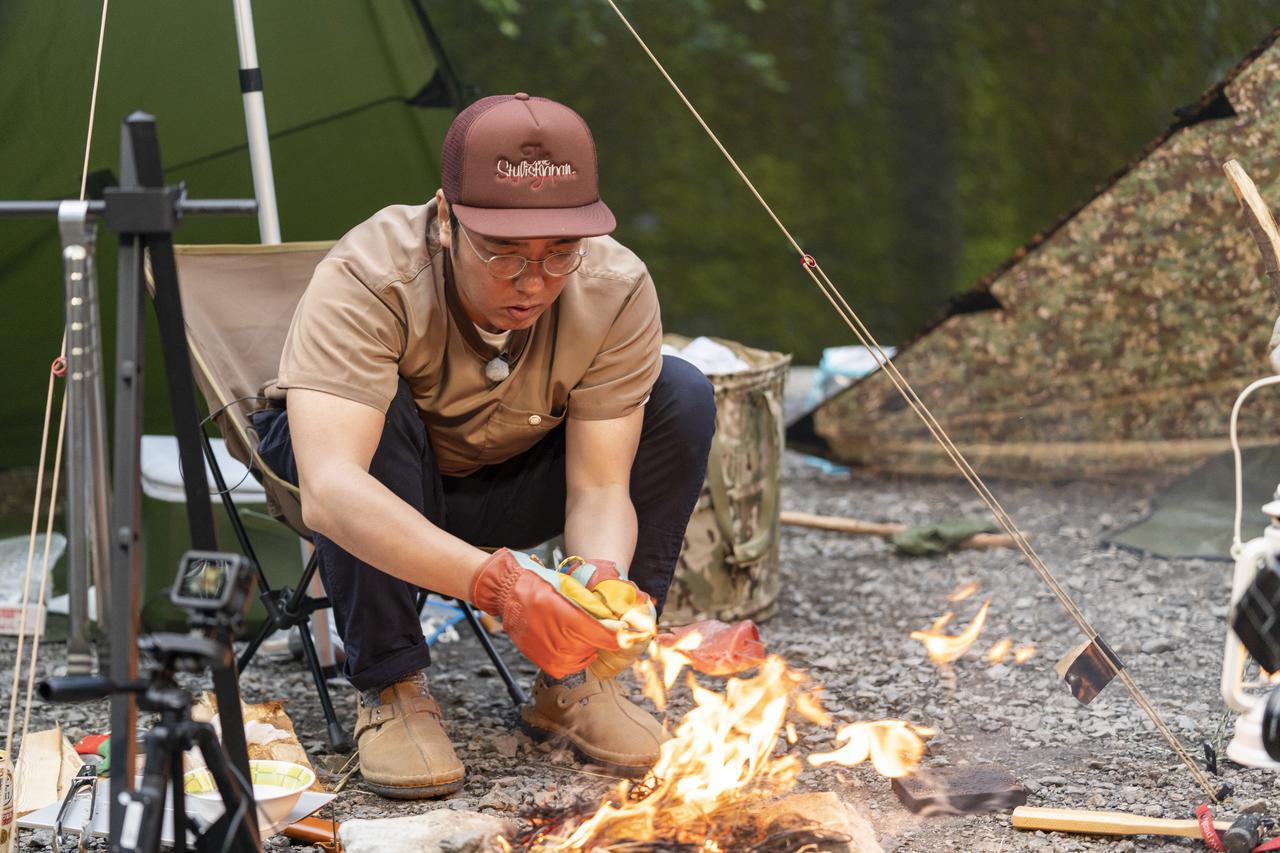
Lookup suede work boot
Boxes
[355,671,464,799]
[521,669,667,775]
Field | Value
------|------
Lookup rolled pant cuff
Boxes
[348,642,432,693]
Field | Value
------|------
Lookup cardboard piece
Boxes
[13,726,84,816]
[190,694,323,791]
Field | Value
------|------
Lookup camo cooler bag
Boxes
[663,335,790,625]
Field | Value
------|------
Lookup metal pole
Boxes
[58,202,101,675]
[231,0,282,244]
[0,200,258,217]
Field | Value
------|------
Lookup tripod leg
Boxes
[295,619,353,752]
[169,747,187,853]
[133,727,174,853]
[191,725,260,852]
[456,600,527,706]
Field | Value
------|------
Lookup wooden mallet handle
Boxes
[1012,806,1230,839]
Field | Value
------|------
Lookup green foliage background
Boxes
[436,1,1280,358]
[0,1,1278,473]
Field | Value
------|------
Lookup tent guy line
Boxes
[599,0,1218,800]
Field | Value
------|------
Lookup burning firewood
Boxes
[517,654,926,851]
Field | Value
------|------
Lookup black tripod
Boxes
[41,631,260,853]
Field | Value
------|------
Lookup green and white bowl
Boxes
[183,759,315,831]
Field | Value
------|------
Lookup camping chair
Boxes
[159,242,527,751]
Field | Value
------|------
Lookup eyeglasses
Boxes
[458,225,587,279]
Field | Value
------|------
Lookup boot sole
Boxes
[361,772,466,800]
[519,708,655,778]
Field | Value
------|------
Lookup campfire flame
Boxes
[528,651,928,850]
[1013,644,1037,664]
[636,629,706,711]
[947,580,981,602]
[910,599,991,664]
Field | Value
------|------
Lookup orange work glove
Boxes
[469,548,621,678]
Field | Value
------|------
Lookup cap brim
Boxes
[452,199,616,240]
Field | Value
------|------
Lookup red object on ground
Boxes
[656,619,766,675]
[73,733,109,755]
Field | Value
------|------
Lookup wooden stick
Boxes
[1223,159,1280,300]
[779,510,1017,550]
[958,532,1018,550]
[779,510,904,537]
[1012,806,1230,839]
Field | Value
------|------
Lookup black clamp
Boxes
[102,183,186,234]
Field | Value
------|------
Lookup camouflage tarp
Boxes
[813,30,1280,482]
[664,336,790,626]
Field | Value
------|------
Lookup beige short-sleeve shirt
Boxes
[274,201,662,476]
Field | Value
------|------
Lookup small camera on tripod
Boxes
[169,550,255,630]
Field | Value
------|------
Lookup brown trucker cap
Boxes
[440,93,616,239]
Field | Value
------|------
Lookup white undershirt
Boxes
[474,323,512,354]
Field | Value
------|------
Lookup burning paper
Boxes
[654,619,767,676]
[808,720,933,778]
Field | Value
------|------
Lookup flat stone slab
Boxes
[340,809,516,853]
[892,765,1028,816]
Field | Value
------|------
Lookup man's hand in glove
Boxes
[469,548,622,678]
[556,556,658,679]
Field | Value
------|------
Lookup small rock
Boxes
[1116,639,1141,655]
[490,733,519,758]
[1141,638,1175,654]
[478,784,517,811]
[1240,798,1269,814]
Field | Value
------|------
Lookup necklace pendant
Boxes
[485,356,511,383]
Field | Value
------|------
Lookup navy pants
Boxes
[253,355,716,691]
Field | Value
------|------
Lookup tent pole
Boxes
[231,0,281,244]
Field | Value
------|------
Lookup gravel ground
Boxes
[6,450,1272,852]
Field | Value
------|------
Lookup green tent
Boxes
[0,1,461,469]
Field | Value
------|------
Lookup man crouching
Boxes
[253,93,715,798]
